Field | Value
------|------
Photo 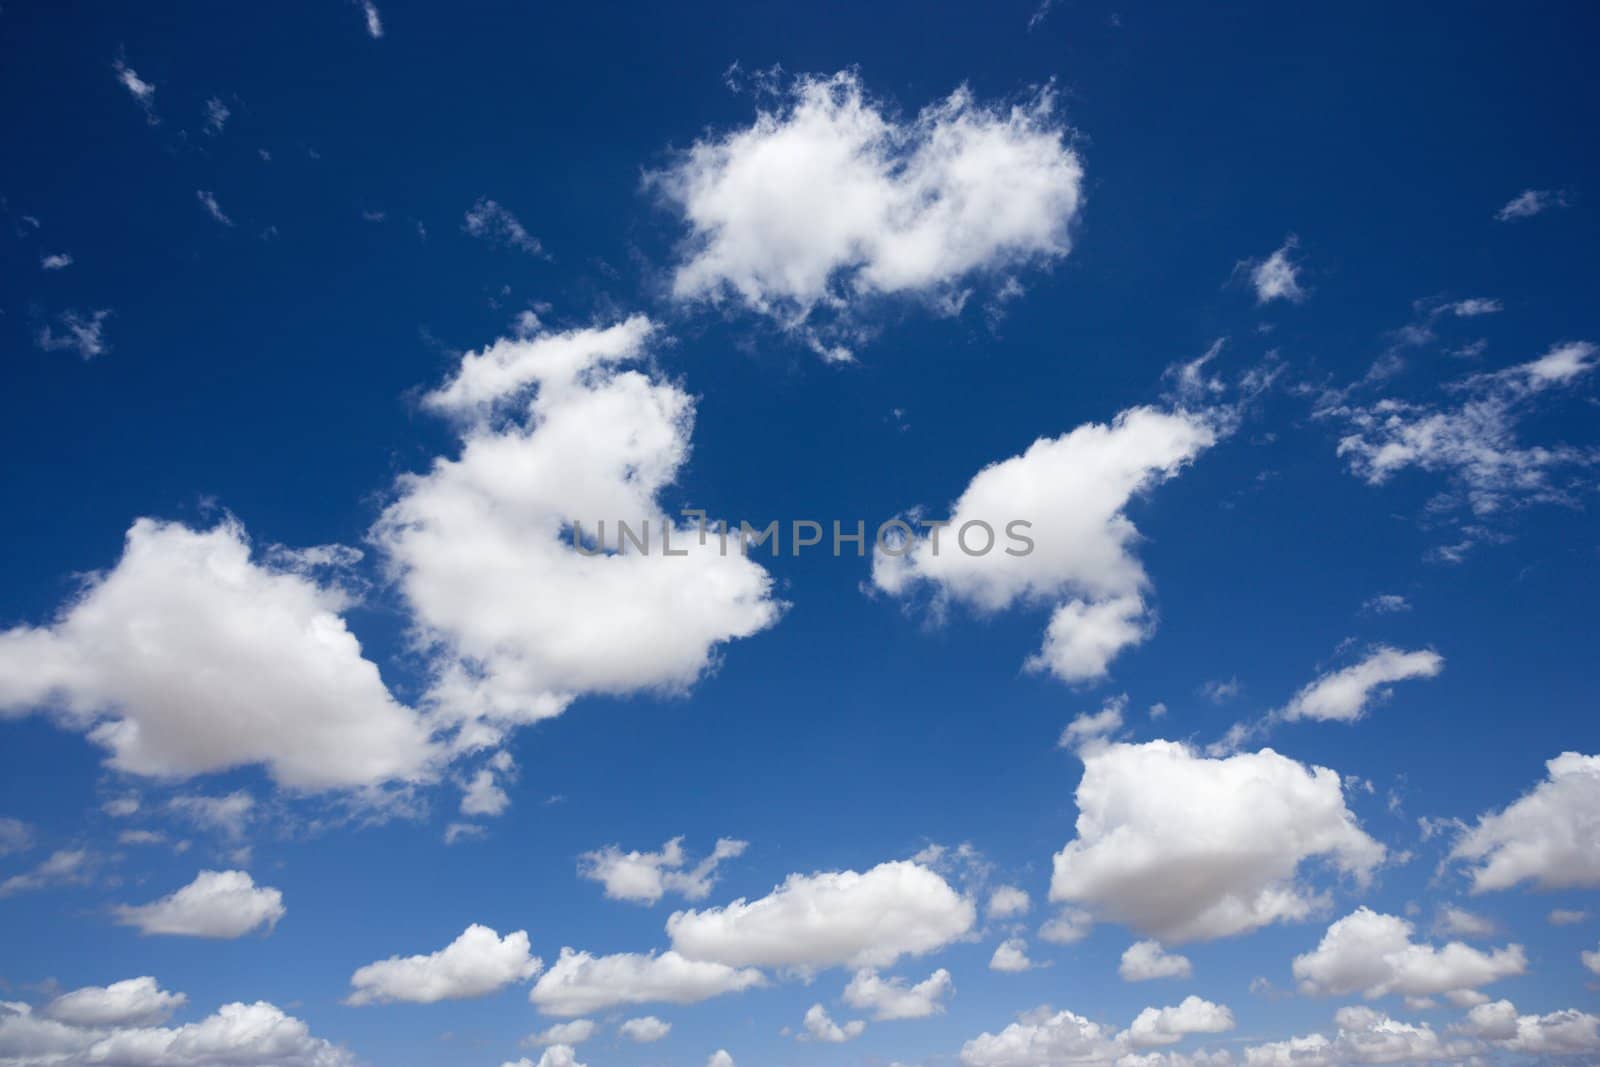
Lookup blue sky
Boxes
[2,2,1599,1066]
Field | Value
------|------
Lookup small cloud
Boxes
[40,253,73,270]
[203,97,230,135]
[1247,237,1307,304]
[197,190,233,226]
[356,0,383,38]
[37,309,112,359]
[1200,677,1241,704]
[463,197,544,256]
[1361,594,1411,615]
[1495,188,1569,221]
[112,57,157,123]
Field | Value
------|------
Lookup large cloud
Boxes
[0,518,436,789]
[0,993,352,1067]
[527,949,763,1017]
[666,860,975,971]
[374,316,780,736]
[1459,999,1600,1056]
[1450,752,1600,892]
[346,924,541,1004]
[44,978,185,1028]
[654,70,1083,358]
[1291,908,1526,999]
[1050,741,1386,943]
[114,870,285,939]
[873,408,1217,683]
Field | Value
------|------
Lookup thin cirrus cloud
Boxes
[114,870,285,939]
[873,406,1218,684]
[653,70,1083,360]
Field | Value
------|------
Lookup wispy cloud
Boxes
[197,189,234,226]
[37,309,112,359]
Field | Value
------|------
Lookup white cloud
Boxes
[1050,740,1385,943]
[1324,342,1598,521]
[167,791,254,839]
[1432,905,1496,939]
[1450,752,1600,892]
[801,1003,865,1042]
[1277,647,1443,723]
[1583,945,1600,976]
[0,816,32,856]
[842,967,954,1020]
[1248,238,1306,304]
[356,0,383,38]
[203,97,230,134]
[463,198,544,256]
[1119,941,1192,982]
[373,316,780,737]
[347,924,541,1004]
[654,70,1082,358]
[706,1051,735,1067]
[667,860,974,971]
[460,767,510,816]
[960,1006,1117,1067]
[1292,907,1525,999]
[1123,997,1234,1048]
[987,885,1031,919]
[1038,907,1094,945]
[1450,298,1502,317]
[1245,1006,1466,1066]
[873,407,1217,683]
[579,836,747,905]
[196,190,233,226]
[112,59,157,122]
[1059,695,1127,751]
[1361,594,1411,615]
[115,870,284,938]
[528,949,763,1017]
[1460,999,1600,1055]
[525,1019,595,1046]
[0,995,354,1067]
[503,1047,587,1067]
[41,253,72,270]
[989,938,1036,972]
[1495,189,1568,221]
[45,978,186,1028]
[0,849,98,898]
[0,517,437,789]
[36,309,111,359]
[617,1016,671,1042]
[1549,908,1589,925]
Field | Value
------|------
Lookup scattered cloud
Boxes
[617,1016,671,1043]
[842,967,954,1020]
[45,977,186,1028]
[112,58,157,122]
[347,924,541,1004]
[1495,188,1569,221]
[1450,751,1600,892]
[1120,941,1193,982]
[800,1003,865,1042]
[579,836,747,905]
[989,938,1037,972]
[0,848,98,898]
[196,190,233,226]
[463,197,544,256]
[1247,237,1306,304]
[114,870,285,938]
[1277,646,1443,723]
[986,885,1031,919]
[528,949,763,1017]
[40,252,73,270]
[36,309,111,359]
[1293,907,1526,999]
[203,97,230,134]
[874,407,1218,683]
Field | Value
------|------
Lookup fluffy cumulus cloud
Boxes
[1449,752,1600,892]
[842,967,955,1020]
[44,978,185,1028]
[502,1049,585,1067]
[374,316,781,737]
[617,1016,671,1042]
[1460,999,1600,1055]
[1119,941,1192,982]
[525,1020,595,1046]
[1050,741,1385,943]
[990,938,1036,972]
[1123,997,1234,1048]
[1277,647,1444,723]
[655,70,1082,358]
[1324,341,1598,523]
[0,993,353,1067]
[1292,907,1526,999]
[987,885,1031,919]
[114,870,285,939]
[666,860,975,971]
[579,836,747,905]
[528,949,763,1017]
[0,518,436,790]
[960,1006,1119,1067]
[346,924,542,1004]
[1244,1005,1468,1066]
[801,1003,865,1042]
[874,407,1217,683]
